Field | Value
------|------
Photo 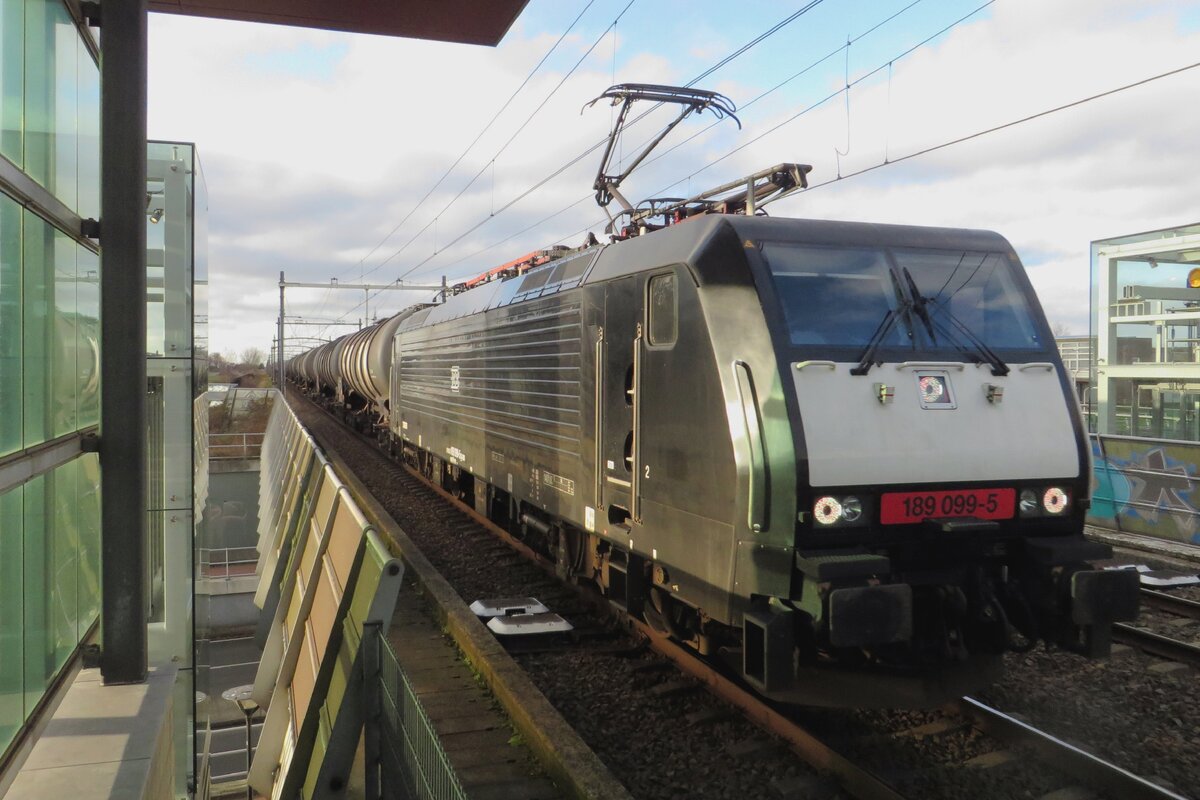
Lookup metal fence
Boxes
[197,546,260,580]
[209,432,265,460]
[373,628,468,800]
[1088,432,1200,546]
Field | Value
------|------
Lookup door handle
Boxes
[594,332,604,509]
[734,361,768,533]
[631,325,643,523]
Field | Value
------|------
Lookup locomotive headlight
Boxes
[1042,487,1069,514]
[841,496,863,523]
[814,496,843,525]
[1019,489,1039,517]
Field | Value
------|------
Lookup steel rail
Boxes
[1140,588,1200,621]
[300,388,1187,800]
[403,458,907,800]
[1112,623,1200,669]
[957,698,1187,800]
[302,396,907,800]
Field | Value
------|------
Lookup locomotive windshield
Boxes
[761,242,1046,360]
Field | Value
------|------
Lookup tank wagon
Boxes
[290,214,1140,706]
[289,305,429,427]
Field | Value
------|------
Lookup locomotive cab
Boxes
[730,217,1140,704]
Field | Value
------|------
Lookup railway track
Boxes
[1110,589,1200,669]
[288,388,1189,800]
[1140,588,1200,620]
[956,699,1187,800]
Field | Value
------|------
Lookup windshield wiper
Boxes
[902,267,937,344]
[854,302,907,376]
[926,300,1010,376]
[851,268,912,376]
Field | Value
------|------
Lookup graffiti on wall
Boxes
[1089,435,1200,545]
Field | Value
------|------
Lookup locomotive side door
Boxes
[599,276,643,530]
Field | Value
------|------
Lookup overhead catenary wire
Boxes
[312,0,599,339]
[333,0,824,323]
[620,0,928,186]
[311,12,1198,355]
[367,1,834,297]
[800,58,1200,192]
[364,0,639,280]
[333,0,598,283]
[412,0,928,279]
[650,0,997,195]
[563,58,1200,250]
[327,0,641,326]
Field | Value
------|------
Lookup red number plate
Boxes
[880,488,1015,525]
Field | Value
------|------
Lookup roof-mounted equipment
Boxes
[584,83,740,222]
[617,162,811,237]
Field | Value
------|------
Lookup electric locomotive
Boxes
[288,85,1139,706]
[370,214,1137,706]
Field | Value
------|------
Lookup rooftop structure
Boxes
[1091,221,1200,440]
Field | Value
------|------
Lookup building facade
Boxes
[0,0,102,763]
[1091,222,1200,441]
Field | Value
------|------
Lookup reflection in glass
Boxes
[763,243,1045,357]
[24,0,78,204]
[77,36,99,221]
[22,211,53,446]
[764,245,902,347]
[77,454,101,635]
[53,229,76,437]
[76,246,99,427]
[0,486,22,754]
[22,473,49,713]
[0,193,21,456]
[0,0,23,165]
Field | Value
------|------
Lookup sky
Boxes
[145,0,1200,361]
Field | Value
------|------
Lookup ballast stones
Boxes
[470,596,573,636]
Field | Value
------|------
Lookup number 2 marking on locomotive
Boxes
[644,465,650,479]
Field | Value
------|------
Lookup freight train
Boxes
[288,211,1140,706]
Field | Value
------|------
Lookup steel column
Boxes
[278,271,285,388]
[100,0,149,684]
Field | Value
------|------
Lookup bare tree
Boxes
[239,346,266,367]
[1051,321,1073,338]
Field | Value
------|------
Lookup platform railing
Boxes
[1088,432,1200,546]
[371,625,468,800]
[196,546,260,580]
[209,432,265,460]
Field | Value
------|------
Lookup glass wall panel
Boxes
[193,147,208,391]
[0,0,22,164]
[51,9,76,209]
[1164,322,1200,365]
[22,211,77,446]
[24,0,77,207]
[21,473,48,713]
[0,486,22,754]
[0,192,20,456]
[76,453,100,636]
[22,212,51,447]
[49,458,78,669]
[76,37,98,221]
[1115,322,1157,366]
[76,245,98,427]
[53,228,76,437]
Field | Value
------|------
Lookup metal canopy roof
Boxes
[147,0,529,46]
